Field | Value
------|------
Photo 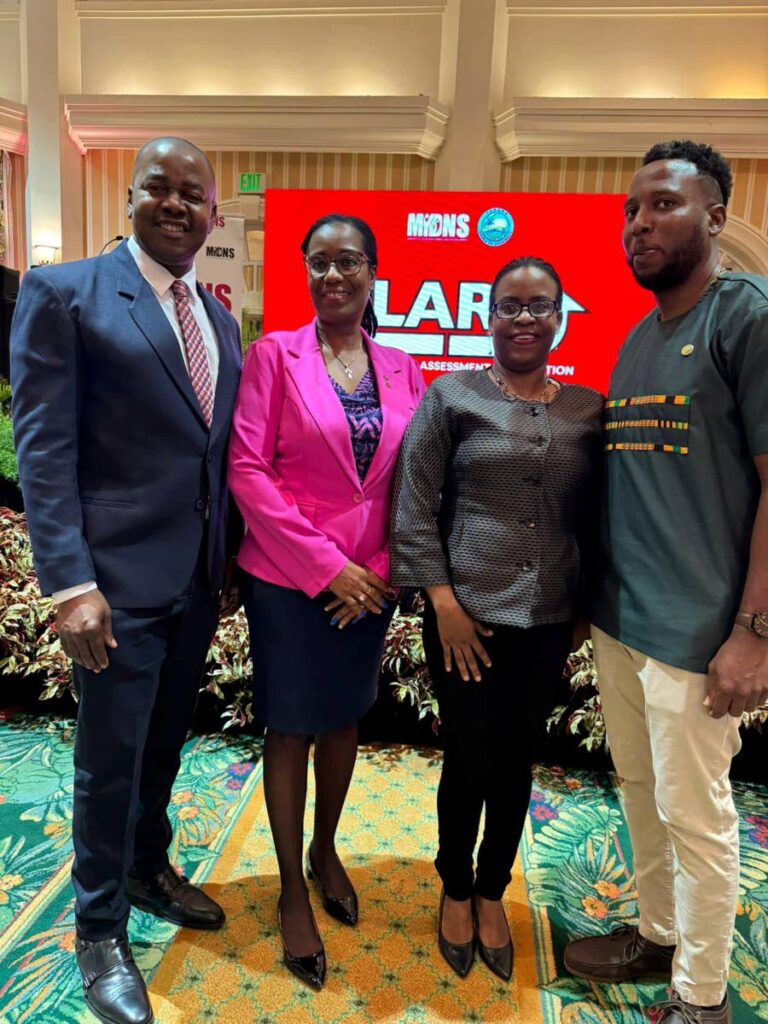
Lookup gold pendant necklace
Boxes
[489,365,560,403]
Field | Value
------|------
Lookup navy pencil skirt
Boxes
[242,573,395,735]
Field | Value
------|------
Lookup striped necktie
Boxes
[171,279,214,428]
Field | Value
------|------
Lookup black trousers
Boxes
[423,601,572,901]
[71,550,218,940]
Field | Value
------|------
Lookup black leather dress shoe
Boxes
[277,898,326,990]
[125,865,224,930]
[305,848,358,926]
[473,900,513,981]
[76,936,153,1024]
[438,890,475,978]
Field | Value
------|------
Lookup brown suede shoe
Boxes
[564,924,675,983]
[649,991,731,1023]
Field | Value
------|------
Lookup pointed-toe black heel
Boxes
[473,898,514,982]
[305,848,358,927]
[277,898,326,990]
[438,889,475,978]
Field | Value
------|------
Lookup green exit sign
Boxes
[239,172,265,194]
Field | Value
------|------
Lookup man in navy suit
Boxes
[11,137,242,1024]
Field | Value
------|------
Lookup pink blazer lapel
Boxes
[364,339,409,491]
[284,322,359,488]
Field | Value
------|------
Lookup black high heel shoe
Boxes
[438,889,475,978]
[305,848,358,927]
[473,896,513,982]
[277,897,326,990]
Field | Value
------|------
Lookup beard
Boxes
[628,221,709,292]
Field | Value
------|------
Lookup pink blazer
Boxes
[229,320,426,596]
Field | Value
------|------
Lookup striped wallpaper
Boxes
[0,152,27,272]
[83,149,435,257]
[500,156,768,239]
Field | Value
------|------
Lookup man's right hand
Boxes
[56,589,118,672]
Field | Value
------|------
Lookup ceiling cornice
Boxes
[75,1,445,17]
[494,98,768,159]
[0,97,26,154]
[506,0,768,15]
[64,94,450,158]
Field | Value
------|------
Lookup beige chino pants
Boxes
[591,626,742,1007]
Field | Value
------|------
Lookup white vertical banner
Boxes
[195,214,246,326]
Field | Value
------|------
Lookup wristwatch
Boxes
[735,611,768,638]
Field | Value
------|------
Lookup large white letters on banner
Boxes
[195,215,246,326]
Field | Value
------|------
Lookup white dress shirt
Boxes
[53,236,221,604]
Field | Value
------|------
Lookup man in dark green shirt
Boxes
[564,141,768,1024]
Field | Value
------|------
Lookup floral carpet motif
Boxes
[0,717,766,1023]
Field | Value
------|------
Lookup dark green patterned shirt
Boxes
[592,273,768,672]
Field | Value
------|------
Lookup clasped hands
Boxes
[325,561,395,629]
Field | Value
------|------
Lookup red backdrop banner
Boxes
[263,190,654,393]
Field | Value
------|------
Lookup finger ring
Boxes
[358,593,367,602]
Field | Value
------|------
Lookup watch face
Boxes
[753,612,768,638]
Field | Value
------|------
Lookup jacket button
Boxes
[353,493,363,504]
[207,452,214,463]
[195,498,206,510]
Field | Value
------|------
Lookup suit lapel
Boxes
[112,243,208,428]
[285,323,359,488]
[364,340,405,490]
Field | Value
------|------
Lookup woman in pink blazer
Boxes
[229,214,425,989]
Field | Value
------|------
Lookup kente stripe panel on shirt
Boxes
[605,394,690,408]
[604,442,689,455]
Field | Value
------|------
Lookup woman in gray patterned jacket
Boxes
[390,256,603,982]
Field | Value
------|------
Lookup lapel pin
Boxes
[681,344,694,356]
[383,375,392,388]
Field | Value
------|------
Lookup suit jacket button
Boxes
[195,498,206,510]
[207,452,214,463]
[353,493,363,504]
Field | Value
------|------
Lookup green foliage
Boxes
[2,508,767,743]
[0,412,18,483]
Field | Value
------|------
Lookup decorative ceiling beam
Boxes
[494,97,768,159]
[65,95,450,158]
[75,1,446,17]
[506,0,768,16]
[0,98,26,154]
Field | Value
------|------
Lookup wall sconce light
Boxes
[32,244,59,266]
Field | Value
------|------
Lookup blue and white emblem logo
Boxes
[477,207,514,247]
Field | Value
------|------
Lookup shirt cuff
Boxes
[52,581,98,604]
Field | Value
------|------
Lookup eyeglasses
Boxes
[491,299,560,320]
[304,252,370,278]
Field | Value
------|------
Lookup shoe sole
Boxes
[127,895,225,931]
[84,991,154,1024]
[563,954,672,984]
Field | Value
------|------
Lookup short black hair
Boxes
[489,256,563,310]
[301,214,379,337]
[642,140,732,207]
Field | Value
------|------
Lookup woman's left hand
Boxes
[324,568,394,629]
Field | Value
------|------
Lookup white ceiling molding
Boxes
[719,216,768,276]
[0,98,26,154]
[75,1,446,17]
[494,98,768,159]
[64,95,450,158]
[506,0,768,16]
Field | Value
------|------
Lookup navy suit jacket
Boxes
[10,241,242,607]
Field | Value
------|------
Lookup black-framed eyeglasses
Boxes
[491,299,560,320]
[304,252,370,278]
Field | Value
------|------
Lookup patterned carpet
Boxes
[0,714,766,1023]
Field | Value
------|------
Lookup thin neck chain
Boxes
[316,323,366,380]
[489,365,561,403]
[656,266,726,322]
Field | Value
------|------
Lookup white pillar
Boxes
[20,0,83,266]
[435,0,508,191]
